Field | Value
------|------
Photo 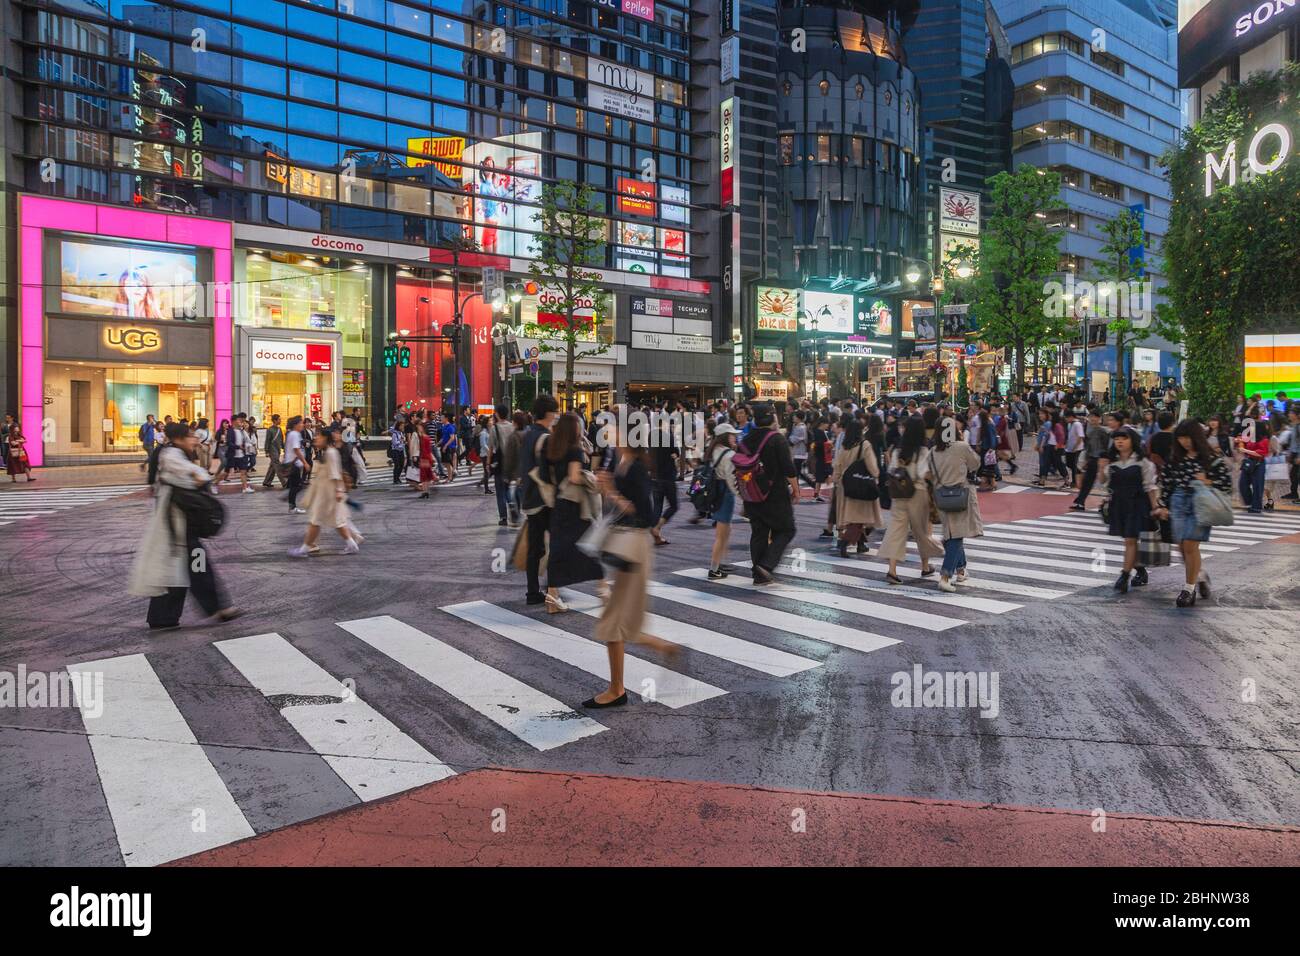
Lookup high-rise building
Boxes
[1180,0,1299,122]
[994,0,1182,395]
[0,0,726,464]
[722,0,928,404]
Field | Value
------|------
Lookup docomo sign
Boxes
[720,98,737,209]
[1235,0,1297,38]
[251,340,333,372]
[1205,121,1294,195]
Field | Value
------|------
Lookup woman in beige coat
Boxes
[288,427,359,557]
[877,416,944,583]
[831,418,882,557]
[928,420,984,592]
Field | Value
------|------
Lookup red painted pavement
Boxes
[170,769,1300,867]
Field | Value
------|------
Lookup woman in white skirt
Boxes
[289,427,359,556]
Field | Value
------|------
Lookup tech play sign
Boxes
[251,340,333,372]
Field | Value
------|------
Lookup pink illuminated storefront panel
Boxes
[17,196,233,466]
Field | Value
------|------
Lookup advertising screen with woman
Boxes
[58,240,199,319]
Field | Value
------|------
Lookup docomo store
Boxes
[236,330,342,428]
[17,196,232,466]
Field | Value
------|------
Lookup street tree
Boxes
[528,181,611,411]
[961,166,1067,393]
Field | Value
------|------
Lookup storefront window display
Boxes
[20,199,234,467]
[394,275,495,416]
[241,251,373,423]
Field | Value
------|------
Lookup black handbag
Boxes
[840,445,880,501]
[929,450,970,513]
[170,484,227,538]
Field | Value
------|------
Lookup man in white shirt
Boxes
[284,416,308,513]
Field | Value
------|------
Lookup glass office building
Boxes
[4,0,722,446]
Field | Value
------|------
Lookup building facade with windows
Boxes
[993,0,1183,395]
[1180,0,1299,122]
[0,0,727,463]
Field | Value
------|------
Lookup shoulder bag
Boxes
[929,449,970,513]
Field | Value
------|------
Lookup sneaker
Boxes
[1175,588,1196,608]
[938,577,956,593]
[242,486,256,494]
[288,545,310,558]
[343,538,360,554]
[1070,503,1086,511]
[955,570,968,584]
[707,568,728,579]
[290,507,307,514]
[307,545,320,555]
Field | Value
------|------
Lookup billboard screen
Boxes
[461,133,543,258]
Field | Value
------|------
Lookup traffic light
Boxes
[383,345,398,368]
[398,346,411,368]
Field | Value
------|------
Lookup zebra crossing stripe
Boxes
[1037,514,1276,542]
[443,601,726,709]
[559,589,821,678]
[674,567,963,632]
[337,615,606,751]
[986,522,1238,553]
[900,546,1109,585]
[0,512,58,518]
[801,552,1071,599]
[732,561,1022,613]
[992,485,1032,494]
[937,536,1185,567]
[67,654,254,867]
[215,633,455,800]
[646,581,902,654]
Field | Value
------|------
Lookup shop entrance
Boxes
[250,370,331,424]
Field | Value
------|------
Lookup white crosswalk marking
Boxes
[900,545,1109,585]
[673,567,963,632]
[800,551,1070,599]
[927,536,1185,568]
[559,589,821,678]
[215,633,455,800]
[1046,513,1283,542]
[984,522,1237,553]
[0,485,142,522]
[646,581,902,654]
[733,561,1023,614]
[443,601,726,708]
[67,654,254,867]
[993,484,1031,494]
[337,615,607,751]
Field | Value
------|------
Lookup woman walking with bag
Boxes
[1235,407,1269,513]
[704,422,741,579]
[289,427,361,557]
[877,416,943,584]
[1100,426,1159,593]
[5,423,34,481]
[831,418,882,558]
[586,432,680,708]
[929,418,983,592]
[540,412,604,614]
[1154,420,1232,607]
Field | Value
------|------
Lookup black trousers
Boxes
[262,458,284,487]
[390,449,406,483]
[145,531,226,627]
[652,477,679,526]
[286,465,305,509]
[526,508,551,598]
[1074,457,1100,505]
[749,511,795,575]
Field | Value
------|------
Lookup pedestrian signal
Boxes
[383,345,398,368]
[399,346,411,368]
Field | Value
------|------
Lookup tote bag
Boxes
[1192,481,1234,527]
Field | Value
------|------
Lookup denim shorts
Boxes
[712,488,736,524]
[1169,488,1210,543]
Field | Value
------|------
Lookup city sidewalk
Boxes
[170,768,1300,867]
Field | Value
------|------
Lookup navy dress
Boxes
[1106,461,1151,539]
[545,448,604,589]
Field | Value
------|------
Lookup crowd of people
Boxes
[20,375,1288,700]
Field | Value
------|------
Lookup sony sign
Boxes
[1204,121,1293,195]
[1235,0,1296,37]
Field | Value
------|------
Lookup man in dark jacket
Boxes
[738,402,799,584]
[262,414,285,488]
[518,393,560,604]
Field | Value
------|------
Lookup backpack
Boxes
[689,449,728,514]
[839,445,880,501]
[885,454,916,499]
[733,431,777,504]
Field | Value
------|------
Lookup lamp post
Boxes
[930,273,945,399]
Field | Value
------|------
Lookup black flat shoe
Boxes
[1197,575,1211,599]
[1176,588,1196,608]
[581,692,628,709]
[1114,570,1130,593]
[753,566,775,585]
[818,529,834,538]
[885,573,903,585]
[920,567,936,577]
[525,594,546,606]
[1131,567,1148,587]
[148,623,180,631]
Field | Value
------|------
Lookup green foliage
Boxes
[1093,208,1149,395]
[528,180,611,410]
[962,165,1068,392]
[956,361,969,408]
[1161,63,1300,418]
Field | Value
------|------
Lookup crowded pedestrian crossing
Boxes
[54,507,1300,866]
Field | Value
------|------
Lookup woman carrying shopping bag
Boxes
[1154,420,1233,608]
[928,418,983,592]
[585,431,680,709]
[830,418,882,558]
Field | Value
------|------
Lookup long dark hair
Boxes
[841,418,863,450]
[546,412,583,462]
[1105,425,1144,460]
[898,416,926,464]
[1170,419,1218,468]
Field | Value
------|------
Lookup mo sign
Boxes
[1205,121,1293,196]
